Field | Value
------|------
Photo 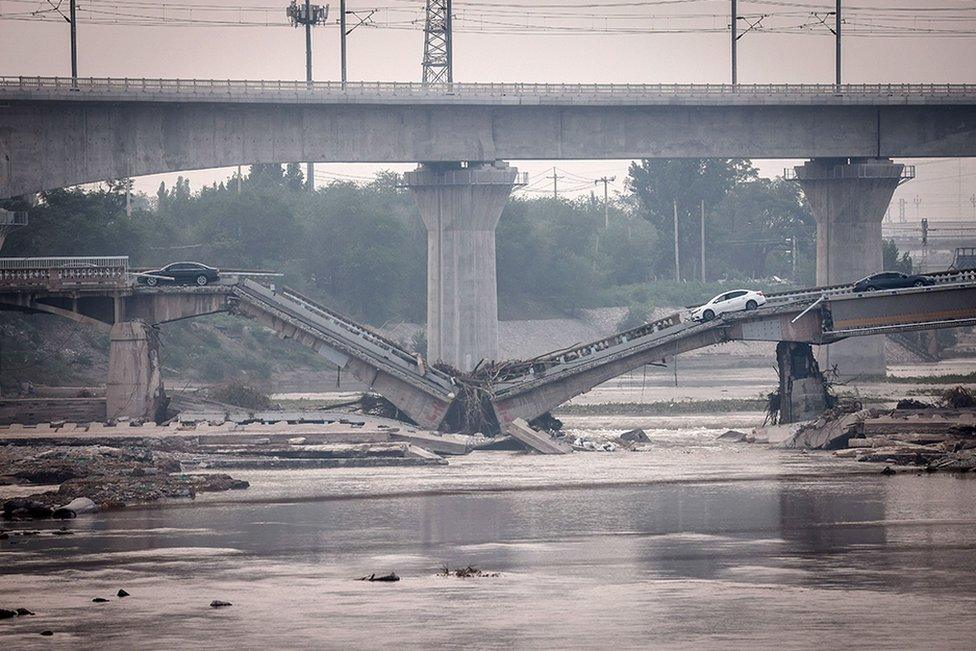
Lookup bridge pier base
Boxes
[106,320,167,422]
[776,341,830,424]
[794,158,907,377]
[404,162,519,371]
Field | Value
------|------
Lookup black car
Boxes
[852,271,934,293]
[139,262,220,286]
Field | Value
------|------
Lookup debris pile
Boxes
[439,565,500,578]
[780,387,976,473]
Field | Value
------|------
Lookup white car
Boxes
[691,289,767,322]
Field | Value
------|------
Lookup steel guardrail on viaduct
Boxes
[4,76,976,106]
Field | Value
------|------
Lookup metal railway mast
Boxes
[422,0,452,84]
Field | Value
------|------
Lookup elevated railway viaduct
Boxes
[3,78,976,376]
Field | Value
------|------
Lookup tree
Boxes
[883,239,913,274]
[626,159,757,279]
[709,178,815,281]
[284,163,305,192]
[4,186,150,258]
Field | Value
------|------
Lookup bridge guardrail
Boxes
[0,256,129,290]
[4,77,976,104]
[234,279,456,394]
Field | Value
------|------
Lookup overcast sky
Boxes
[2,0,975,217]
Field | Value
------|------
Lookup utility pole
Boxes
[835,0,842,86]
[970,193,975,218]
[595,176,615,228]
[914,195,922,219]
[673,200,680,281]
[287,0,329,192]
[340,0,347,86]
[236,165,242,194]
[70,0,78,86]
[791,235,797,278]
[700,199,706,282]
[549,168,562,199]
[731,0,737,85]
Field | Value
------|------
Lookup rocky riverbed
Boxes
[1,441,250,519]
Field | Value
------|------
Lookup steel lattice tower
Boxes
[422,0,452,84]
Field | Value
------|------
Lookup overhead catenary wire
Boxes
[5,0,976,37]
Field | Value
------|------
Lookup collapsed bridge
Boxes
[2,256,976,433]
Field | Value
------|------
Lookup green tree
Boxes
[626,159,757,279]
[709,178,815,281]
[4,185,149,258]
[883,239,913,274]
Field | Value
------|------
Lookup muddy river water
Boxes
[3,426,976,649]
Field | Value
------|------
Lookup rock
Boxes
[210,600,232,608]
[92,597,109,603]
[881,466,896,475]
[0,609,16,619]
[16,608,34,616]
[117,589,130,598]
[896,398,932,410]
[40,630,54,636]
[53,497,98,519]
[359,572,400,582]
[3,499,54,520]
[619,428,651,443]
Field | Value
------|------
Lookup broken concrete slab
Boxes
[505,418,572,455]
[781,410,874,450]
[404,445,444,461]
[750,421,810,445]
[389,431,475,455]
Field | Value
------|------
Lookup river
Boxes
[3,430,976,649]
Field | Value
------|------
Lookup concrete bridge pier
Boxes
[106,320,167,422]
[776,341,830,424]
[404,162,520,371]
[793,158,907,377]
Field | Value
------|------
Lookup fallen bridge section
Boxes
[229,280,457,430]
[486,277,976,430]
[0,259,457,429]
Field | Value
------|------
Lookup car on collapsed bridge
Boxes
[852,271,935,293]
[690,289,767,322]
[136,262,220,287]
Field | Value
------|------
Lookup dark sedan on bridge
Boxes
[138,262,220,286]
[852,271,935,293]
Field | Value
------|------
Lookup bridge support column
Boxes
[106,320,167,422]
[793,158,907,377]
[404,162,519,371]
[776,341,830,424]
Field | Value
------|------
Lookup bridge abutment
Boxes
[106,320,167,422]
[794,158,906,377]
[404,162,520,371]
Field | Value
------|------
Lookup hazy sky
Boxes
[2,0,975,216]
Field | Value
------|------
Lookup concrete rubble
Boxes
[769,388,976,472]
[0,410,491,518]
